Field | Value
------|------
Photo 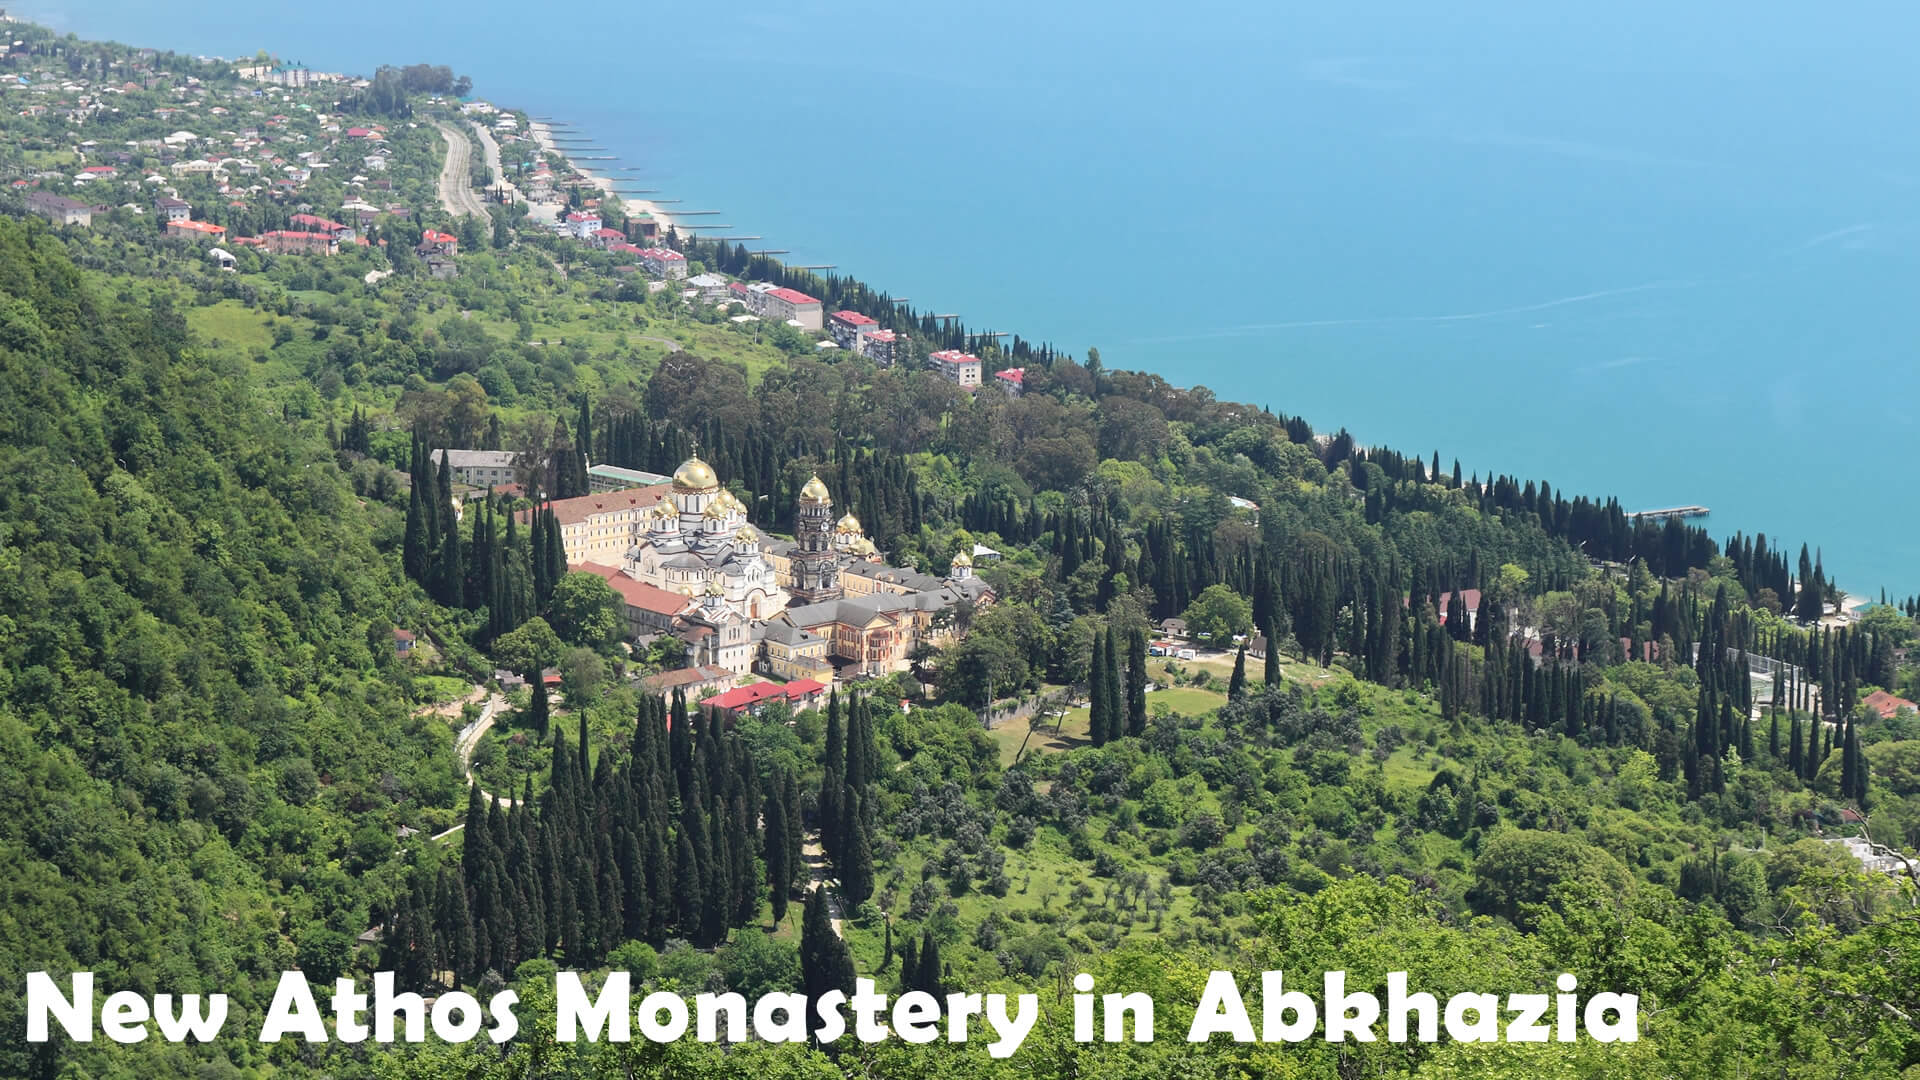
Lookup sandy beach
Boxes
[526,120,676,237]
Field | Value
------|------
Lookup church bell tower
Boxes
[791,474,842,602]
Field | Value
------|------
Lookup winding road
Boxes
[429,690,516,841]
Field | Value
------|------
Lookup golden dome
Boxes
[951,550,973,568]
[835,512,863,534]
[672,456,719,492]
[705,579,726,596]
[677,584,696,596]
[737,525,758,542]
[703,499,730,520]
[798,474,831,505]
[852,537,877,556]
[723,490,747,512]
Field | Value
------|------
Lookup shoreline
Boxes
[526,120,676,238]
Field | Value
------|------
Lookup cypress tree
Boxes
[765,773,791,923]
[916,930,944,998]
[404,481,428,583]
[1229,644,1248,700]
[1126,628,1149,737]
[530,674,550,737]
[842,790,874,906]
[1088,627,1110,747]
[800,889,854,1040]
[1104,627,1124,742]
[1264,621,1280,687]
[1841,712,1858,798]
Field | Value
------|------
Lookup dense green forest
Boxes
[7,26,1920,1078]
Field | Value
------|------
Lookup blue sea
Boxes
[29,0,1920,596]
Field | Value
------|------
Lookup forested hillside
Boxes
[0,218,460,1076]
[7,26,1920,1078]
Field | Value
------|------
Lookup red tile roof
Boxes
[571,562,692,616]
[707,678,829,712]
[765,286,819,305]
[1864,689,1917,719]
[833,310,878,327]
[516,485,671,527]
[289,213,346,232]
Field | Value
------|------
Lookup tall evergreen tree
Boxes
[1228,644,1248,699]
[800,888,854,1039]
[765,772,792,924]
[841,789,874,906]
[1090,626,1121,745]
[1126,628,1149,737]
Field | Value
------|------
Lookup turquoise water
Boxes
[29,0,1920,596]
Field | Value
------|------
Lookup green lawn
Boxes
[990,686,1229,766]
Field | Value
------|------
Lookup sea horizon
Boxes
[23,0,1919,602]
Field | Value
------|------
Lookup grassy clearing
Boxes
[184,299,277,354]
[989,686,1230,766]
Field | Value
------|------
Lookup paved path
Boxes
[433,121,488,218]
[801,837,845,938]
[429,690,516,841]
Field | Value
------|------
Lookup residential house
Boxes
[392,628,415,657]
[153,196,191,222]
[166,219,227,240]
[24,191,93,227]
[993,367,1025,396]
[417,228,458,257]
[685,272,730,301]
[288,212,349,239]
[859,329,897,366]
[591,226,626,250]
[830,310,879,349]
[564,210,601,239]
[259,229,339,255]
[639,247,688,279]
[928,349,983,388]
[761,286,823,330]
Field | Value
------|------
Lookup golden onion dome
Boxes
[951,550,973,568]
[705,579,726,596]
[703,499,730,520]
[737,525,758,542]
[852,537,877,556]
[677,584,696,596]
[835,512,863,534]
[798,474,831,505]
[672,455,719,492]
[724,490,747,512]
